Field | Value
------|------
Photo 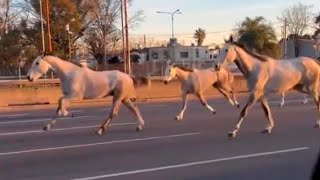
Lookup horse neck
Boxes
[44,56,77,79]
[175,67,190,80]
[234,46,261,76]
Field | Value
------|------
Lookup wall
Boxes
[0,75,248,107]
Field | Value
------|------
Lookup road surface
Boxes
[0,93,319,180]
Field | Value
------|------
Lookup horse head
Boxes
[27,52,52,82]
[216,35,238,66]
[163,59,176,84]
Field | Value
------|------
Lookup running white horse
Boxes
[279,92,308,107]
[163,61,239,120]
[27,53,149,134]
[215,36,320,138]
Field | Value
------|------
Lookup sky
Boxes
[130,0,320,46]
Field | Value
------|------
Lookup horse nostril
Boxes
[27,76,33,82]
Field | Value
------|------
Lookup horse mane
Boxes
[232,42,269,62]
[173,65,194,72]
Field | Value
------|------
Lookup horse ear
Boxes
[166,59,172,65]
[215,63,221,71]
[229,35,234,43]
[42,51,47,57]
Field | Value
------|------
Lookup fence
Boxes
[0,60,238,80]
[97,60,231,77]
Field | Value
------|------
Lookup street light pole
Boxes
[39,0,45,52]
[156,9,181,38]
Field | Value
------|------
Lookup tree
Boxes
[314,14,320,38]
[237,16,281,59]
[193,28,206,46]
[279,3,313,36]
[83,0,143,64]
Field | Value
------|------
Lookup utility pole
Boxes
[44,0,52,52]
[124,0,130,75]
[143,34,146,48]
[120,0,126,73]
[283,18,288,59]
[39,0,45,52]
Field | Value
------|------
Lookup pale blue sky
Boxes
[130,0,320,45]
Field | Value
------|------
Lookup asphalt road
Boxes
[1,93,320,180]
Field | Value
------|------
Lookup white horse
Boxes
[279,92,308,107]
[215,36,320,138]
[27,53,149,135]
[163,61,239,120]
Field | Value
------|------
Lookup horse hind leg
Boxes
[215,83,239,108]
[216,87,235,106]
[302,94,308,104]
[231,88,240,108]
[260,97,274,134]
[96,99,121,135]
[123,98,145,131]
[311,91,320,128]
[196,93,216,114]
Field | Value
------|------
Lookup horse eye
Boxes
[225,49,228,52]
[35,62,39,65]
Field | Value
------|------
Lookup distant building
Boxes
[131,38,211,63]
[281,38,320,59]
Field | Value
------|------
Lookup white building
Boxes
[281,38,320,59]
[132,38,211,63]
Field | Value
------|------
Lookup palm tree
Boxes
[237,16,281,58]
[194,28,206,46]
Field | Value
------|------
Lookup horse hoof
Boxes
[43,125,50,131]
[175,116,183,121]
[136,127,143,132]
[261,129,271,134]
[95,128,104,135]
[313,124,320,128]
[228,132,236,138]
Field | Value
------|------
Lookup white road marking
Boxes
[269,98,312,104]
[0,122,136,136]
[0,113,29,118]
[71,110,84,113]
[0,132,200,156]
[98,108,110,112]
[73,147,309,180]
[0,115,92,125]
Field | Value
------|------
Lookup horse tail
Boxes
[131,76,150,88]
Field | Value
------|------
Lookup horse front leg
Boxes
[123,98,145,131]
[96,99,122,135]
[260,97,274,134]
[196,93,216,114]
[176,91,189,121]
[43,96,73,131]
[229,91,261,138]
